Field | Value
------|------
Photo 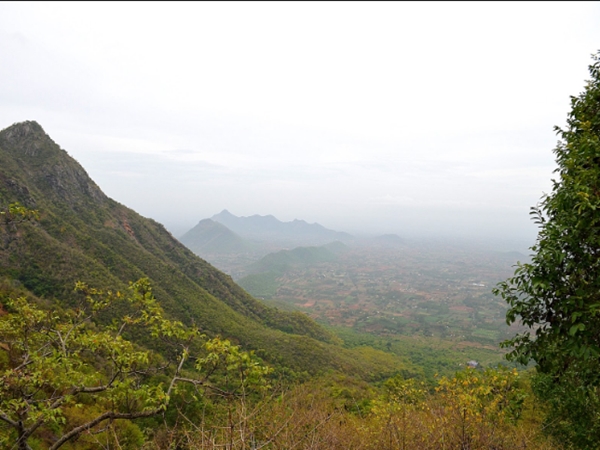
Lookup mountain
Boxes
[0,121,405,379]
[177,219,279,278]
[179,212,353,279]
[179,218,252,255]
[211,209,353,246]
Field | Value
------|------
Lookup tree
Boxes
[0,278,270,450]
[494,51,600,448]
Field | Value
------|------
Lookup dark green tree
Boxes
[494,51,600,448]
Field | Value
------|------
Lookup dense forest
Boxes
[1,52,600,449]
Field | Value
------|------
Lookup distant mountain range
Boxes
[179,209,409,279]
[235,241,349,299]
[178,210,356,277]
[211,209,353,246]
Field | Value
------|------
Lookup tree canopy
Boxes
[0,278,270,450]
[494,51,600,448]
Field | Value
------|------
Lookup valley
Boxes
[180,210,530,373]
[241,242,525,347]
[0,121,554,448]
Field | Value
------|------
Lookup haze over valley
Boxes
[179,209,529,372]
[2,3,600,251]
[3,3,600,448]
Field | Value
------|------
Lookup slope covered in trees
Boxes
[0,120,563,448]
[0,121,405,379]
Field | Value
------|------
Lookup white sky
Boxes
[1,2,599,249]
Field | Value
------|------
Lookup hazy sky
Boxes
[1,2,600,248]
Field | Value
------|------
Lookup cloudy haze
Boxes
[1,2,600,250]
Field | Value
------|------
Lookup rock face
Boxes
[0,121,107,210]
[1,121,45,155]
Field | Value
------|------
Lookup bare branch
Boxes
[71,370,120,395]
[0,409,18,427]
[49,408,163,450]
[54,330,66,355]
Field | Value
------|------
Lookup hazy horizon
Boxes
[2,2,600,252]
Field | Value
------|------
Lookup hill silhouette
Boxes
[246,241,349,276]
[211,209,353,246]
[179,218,253,254]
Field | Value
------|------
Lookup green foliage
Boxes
[367,368,535,449]
[329,324,507,381]
[165,368,537,450]
[0,278,555,449]
[494,51,600,448]
[531,370,600,449]
[237,271,280,299]
[435,367,526,427]
[1,202,40,224]
[0,279,271,450]
[0,202,40,251]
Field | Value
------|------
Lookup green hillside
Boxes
[237,243,348,299]
[0,121,408,379]
[246,243,347,275]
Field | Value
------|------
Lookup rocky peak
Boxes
[0,120,107,209]
[0,121,50,159]
[2,120,45,140]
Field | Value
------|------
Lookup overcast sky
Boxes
[1,2,599,249]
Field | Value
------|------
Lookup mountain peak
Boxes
[1,120,347,374]
[0,120,106,208]
[0,120,54,159]
[1,120,45,140]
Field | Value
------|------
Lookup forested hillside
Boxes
[10,85,600,447]
[0,121,561,449]
[0,121,406,379]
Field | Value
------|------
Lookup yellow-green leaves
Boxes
[366,367,531,449]
[195,336,273,396]
[0,279,272,449]
[1,202,40,223]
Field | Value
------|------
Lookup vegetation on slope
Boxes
[0,279,555,449]
[0,121,402,378]
[244,243,345,276]
[5,49,600,448]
